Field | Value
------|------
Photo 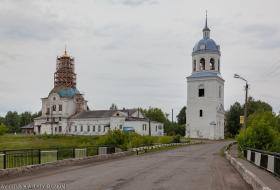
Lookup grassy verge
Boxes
[0,134,100,150]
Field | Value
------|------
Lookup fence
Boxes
[0,146,114,170]
[244,148,280,177]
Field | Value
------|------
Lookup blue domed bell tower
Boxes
[186,14,225,140]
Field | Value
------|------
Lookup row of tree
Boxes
[0,111,41,133]
[225,97,273,137]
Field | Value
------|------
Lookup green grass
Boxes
[0,134,100,150]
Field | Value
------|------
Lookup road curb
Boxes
[225,143,271,190]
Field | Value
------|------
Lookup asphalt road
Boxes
[0,141,252,190]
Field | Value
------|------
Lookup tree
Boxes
[226,97,273,137]
[247,97,272,115]
[177,106,186,125]
[0,123,8,135]
[225,102,243,137]
[237,111,278,151]
[109,103,118,110]
[143,108,167,123]
[5,111,20,132]
[19,112,33,127]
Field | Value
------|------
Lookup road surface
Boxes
[0,141,252,190]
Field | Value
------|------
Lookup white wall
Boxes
[186,76,224,140]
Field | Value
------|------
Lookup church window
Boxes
[53,97,56,101]
[103,126,106,132]
[98,125,101,132]
[55,127,57,132]
[200,58,205,70]
[59,105,62,111]
[87,125,90,132]
[52,105,56,111]
[198,84,205,97]
[93,125,96,132]
[156,126,158,132]
[59,117,61,121]
[193,60,196,71]
[199,110,203,117]
[59,126,62,132]
[80,125,83,132]
[218,59,220,71]
[210,58,215,70]
[75,126,77,132]
[119,125,123,130]
[46,108,50,115]
[46,117,49,121]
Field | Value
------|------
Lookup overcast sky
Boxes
[0,0,280,118]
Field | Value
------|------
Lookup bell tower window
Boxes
[199,110,203,117]
[218,59,220,72]
[198,84,205,97]
[210,58,215,70]
[200,58,205,70]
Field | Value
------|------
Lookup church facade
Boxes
[185,16,225,140]
[34,50,163,136]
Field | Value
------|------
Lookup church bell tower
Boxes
[186,14,225,140]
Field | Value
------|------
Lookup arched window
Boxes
[193,60,196,71]
[218,59,220,72]
[210,58,215,70]
[200,58,205,70]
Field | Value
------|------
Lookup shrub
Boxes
[237,111,279,152]
[172,135,181,143]
[96,130,176,150]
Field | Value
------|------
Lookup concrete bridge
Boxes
[0,141,252,190]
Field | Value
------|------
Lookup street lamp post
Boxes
[234,74,249,128]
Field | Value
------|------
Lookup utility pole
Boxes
[234,74,249,128]
[244,83,249,128]
[171,109,174,124]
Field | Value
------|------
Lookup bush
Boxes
[172,135,181,143]
[0,124,8,136]
[96,130,176,150]
[237,111,280,152]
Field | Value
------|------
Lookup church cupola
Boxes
[192,13,221,73]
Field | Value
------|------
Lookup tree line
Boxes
[0,111,41,133]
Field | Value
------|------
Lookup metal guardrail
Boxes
[244,148,280,177]
[0,145,114,170]
[0,143,192,170]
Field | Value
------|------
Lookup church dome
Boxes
[193,38,220,54]
[49,87,80,98]
[192,13,220,55]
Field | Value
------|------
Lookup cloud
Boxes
[0,2,69,42]
[240,24,280,49]
[108,0,159,6]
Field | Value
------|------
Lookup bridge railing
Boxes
[243,148,280,177]
[0,145,115,170]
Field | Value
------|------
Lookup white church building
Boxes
[186,16,225,140]
[34,50,163,136]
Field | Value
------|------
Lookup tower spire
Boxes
[203,11,210,39]
[64,45,68,56]
[205,10,208,29]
